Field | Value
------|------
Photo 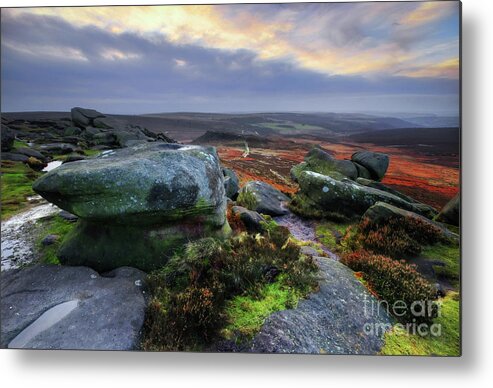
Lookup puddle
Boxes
[42,161,63,172]
[8,300,79,348]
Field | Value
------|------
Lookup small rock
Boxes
[1,152,29,163]
[436,193,460,226]
[232,205,265,233]
[59,210,78,222]
[41,234,59,246]
[223,167,240,199]
[300,246,320,257]
[351,151,390,181]
[239,181,289,216]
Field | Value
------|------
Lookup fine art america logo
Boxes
[363,295,443,337]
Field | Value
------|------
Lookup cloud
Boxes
[0,5,459,114]
[2,2,459,78]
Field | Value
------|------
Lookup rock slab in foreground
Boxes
[250,258,392,354]
[1,265,147,350]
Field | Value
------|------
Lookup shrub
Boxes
[357,216,445,257]
[237,189,258,210]
[141,223,318,351]
[341,250,438,323]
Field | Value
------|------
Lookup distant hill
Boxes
[192,130,288,148]
[347,127,460,154]
[402,116,460,128]
[2,110,424,142]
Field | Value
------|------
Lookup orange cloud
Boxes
[3,3,459,78]
[400,58,460,78]
[400,1,457,26]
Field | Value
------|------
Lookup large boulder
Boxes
[356,177,419,203]
[250,257,392,354]
[32,143,231,272]
[71,107,105,128]
[363,202,458,242]
[1,265,147,350]
[222,167,240,199]
[435,193,460,226]
[351,151,389,181]
[291,147,358,181]
[239,181,289,216]
[295,171,437,219]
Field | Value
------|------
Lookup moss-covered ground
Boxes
[381,292,460,356]
[36,215,77,264]
[1,161,41,219]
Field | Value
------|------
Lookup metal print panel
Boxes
[0,1,461,355]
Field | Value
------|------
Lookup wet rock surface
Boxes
[1,203,60,271]
[1,265,147,350]
[250,257,393,354]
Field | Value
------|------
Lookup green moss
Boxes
[289,193,350,222]
[12,139,28,150]
[83,149,101,157]
[1,161,41,219]
[37,215,77,265]
[421,243,460,289]
[223,278,303,339]
[381,292,460,356]
[316,221,353,251]
[291,161,346,182]
[237,188,258,210]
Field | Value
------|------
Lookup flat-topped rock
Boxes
[1,265,147,350]
[71,107,105,128]
[32,143,231,271]
[33,142,226,224]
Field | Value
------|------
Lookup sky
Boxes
[1,1,460,115]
